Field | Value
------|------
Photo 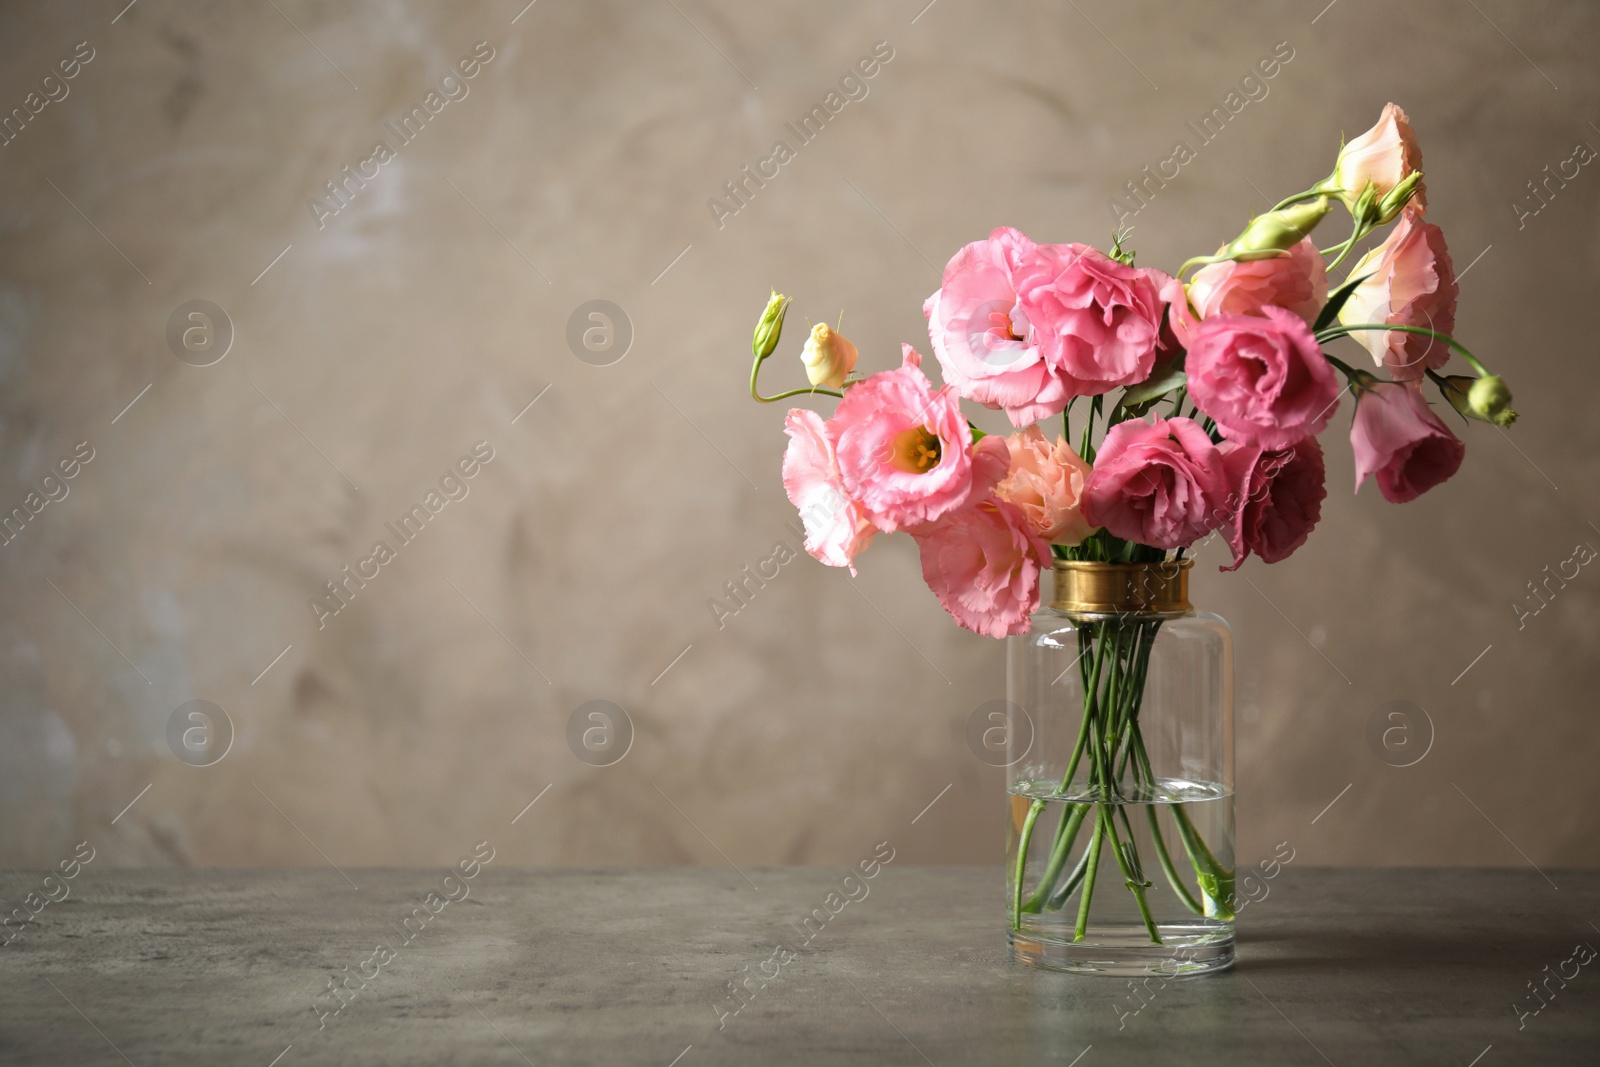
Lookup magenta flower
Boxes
[1217,438,1327,571]
[1350,382,1464,503]
[834,345,1009,532]
[1081,416,1231,550]
[1186,307,1341,450]
[912,497,1050,638]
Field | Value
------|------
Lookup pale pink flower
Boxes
[912,497,1050,638]
[1185,238,1329,329]
[1185,307,1341,450]
[1081,416,1231,550]
[1338,207,1457,380]
[923,227,1063,427]
[995,427,1095,545]
[834,345,1009,532]
[1350,382,1464,503]
[781,409,877,574]
[924,230,1169,426]
[1217,438,1327,571]
[1330,102,1426,212]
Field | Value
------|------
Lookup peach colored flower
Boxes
[1329,102,1426,214]
[995,427,1094,545]
[1349,382,1464,503]
[834,345,1009,532]
[1338,207,1458,380]
[912,497,1050,638]
[1185,238,1329,329]
[781,408,877,574]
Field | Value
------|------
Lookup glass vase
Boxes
[1006,559,1235,976]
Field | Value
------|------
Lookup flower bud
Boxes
[1440,373,1518,427]
[801,323,858,389]
[1318,103,1426,216]
[1437,374,1476,421]
[752,291,790,361]
[1468,374,1517,427]
[1373,171,1424,225]
[1220,197,1332,259]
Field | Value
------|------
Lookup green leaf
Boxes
[1119,364,1188,414]
[1313,271,1374,333]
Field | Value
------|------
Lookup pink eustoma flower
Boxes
[1217,438,1328,572]
[1185,238,1329,331]
[834,345,1008,532]
[1081,415,1231,550]
[1338,207,1458,380]
[912,497,1050,638]
[1186,307,1341,450]
[781,408,878,574]
[924,229,1170,427]
[1350,382,1464,503]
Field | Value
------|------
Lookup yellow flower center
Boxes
[892,426,942,474]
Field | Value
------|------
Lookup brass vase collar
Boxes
[1051,560,1192,614]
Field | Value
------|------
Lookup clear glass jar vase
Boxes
[1006,559,1235,976]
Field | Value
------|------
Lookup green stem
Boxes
[1044,828,1098,910]
[1022,802,1090,913]
[1146,804,1206,916]
[1072,810,1105,942]
[1011,799,1045,931]
[749,345,843,403]
[1014,628,1105,915]
[1103,804,1162,944]
[1316,322,1492,377]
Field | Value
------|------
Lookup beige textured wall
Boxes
[1,0,1596,873]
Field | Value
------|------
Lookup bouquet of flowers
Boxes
[744,104,1516,942]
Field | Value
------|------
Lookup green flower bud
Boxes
[1220,196,1332,259]
[752,290,790,361]
[1468,374,1517,428]
[1373,171,1424,225]
[1438,374,1477,421]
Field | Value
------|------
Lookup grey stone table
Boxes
[1,867,1597,1066]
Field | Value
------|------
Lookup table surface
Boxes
[1,867,1596,1066]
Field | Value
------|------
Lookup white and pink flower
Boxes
[833,345,1008,533]
[781,409,878,574]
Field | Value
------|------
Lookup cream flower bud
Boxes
[801,323,857,389]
